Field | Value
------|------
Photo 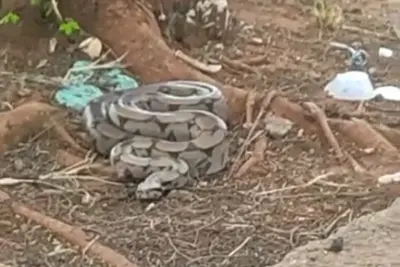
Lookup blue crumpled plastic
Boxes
[54,60,139,111]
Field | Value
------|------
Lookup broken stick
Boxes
[0,191,139,267]
[235,136,267,178]
[227,91,277,179]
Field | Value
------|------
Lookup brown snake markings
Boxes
[82,80,230,200]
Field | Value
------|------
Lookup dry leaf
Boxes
[49,37,58,53]
[79,37,103,59]
[36,59,48,69]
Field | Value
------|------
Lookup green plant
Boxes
[0,12,20,25]
[59,18,81,36]
[0,0,81,36]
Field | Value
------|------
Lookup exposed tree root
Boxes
[303,102,344,159]
[266,96,400,155]
[55,149,84,167]
[0,190,139,267]
[269,96,320,134]
[0,101,57,153]
[51,118,88,154]
[0,101,87,157]
[329,118,399,155]
[1,96,400,180]
[373,124,400,149]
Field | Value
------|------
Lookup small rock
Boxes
[35,59,48,69]
[13,158,24,171]
[297,128,304,137]
[322,202,337,213]
[81,192,92,204]
[378,171,400,184]
[214,43,224,50]
[264,114,293,138]
[250,37,263,44]
[378,47,394,58]
[326,237,344,253]
[19,223,29,233]
[17,88,32,97]
[368,67,377,74]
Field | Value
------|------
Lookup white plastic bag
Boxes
[374,86,400,101]
[324,71,375,101]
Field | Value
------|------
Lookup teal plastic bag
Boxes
[54,60,139,111]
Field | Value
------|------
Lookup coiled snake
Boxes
[82,80,230,200]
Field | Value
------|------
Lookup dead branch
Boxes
[240,54,269,65]
[227,91,277,179]
[244,90,258,129]
[256,171,340,196]
[174,50,222,74]
[220,56,259,74]
[344,151,366,173]
[0,190,139,267]
[235,136,267,177]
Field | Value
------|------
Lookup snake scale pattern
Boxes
[82,80,230,200]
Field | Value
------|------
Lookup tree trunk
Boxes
[57,0,250,123]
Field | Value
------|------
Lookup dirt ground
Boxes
[1,0,400,266]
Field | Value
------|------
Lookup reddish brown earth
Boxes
[1,0,400,266]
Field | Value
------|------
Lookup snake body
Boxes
[82,81,230,200]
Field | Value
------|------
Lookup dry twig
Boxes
[175,50,222,74]
[50,117,87,154]
[235,136,267,178]
[255,171,340,197]
[220,56,259,74]
[221,236,251,265]
[342,24,396,40]
[226,91,277,179]
[63,52,128,83]
[240,54,269,65]
[244,90,258,129]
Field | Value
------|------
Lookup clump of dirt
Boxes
[0,1,400,267]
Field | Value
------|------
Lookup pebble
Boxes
[378,47,394,58]
[17,88,32,97]
[250,37,263,44]
[264,114,293,138]
[13,158,24,171]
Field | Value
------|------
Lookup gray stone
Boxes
[272,198,400,267]
[264,114,293,138]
